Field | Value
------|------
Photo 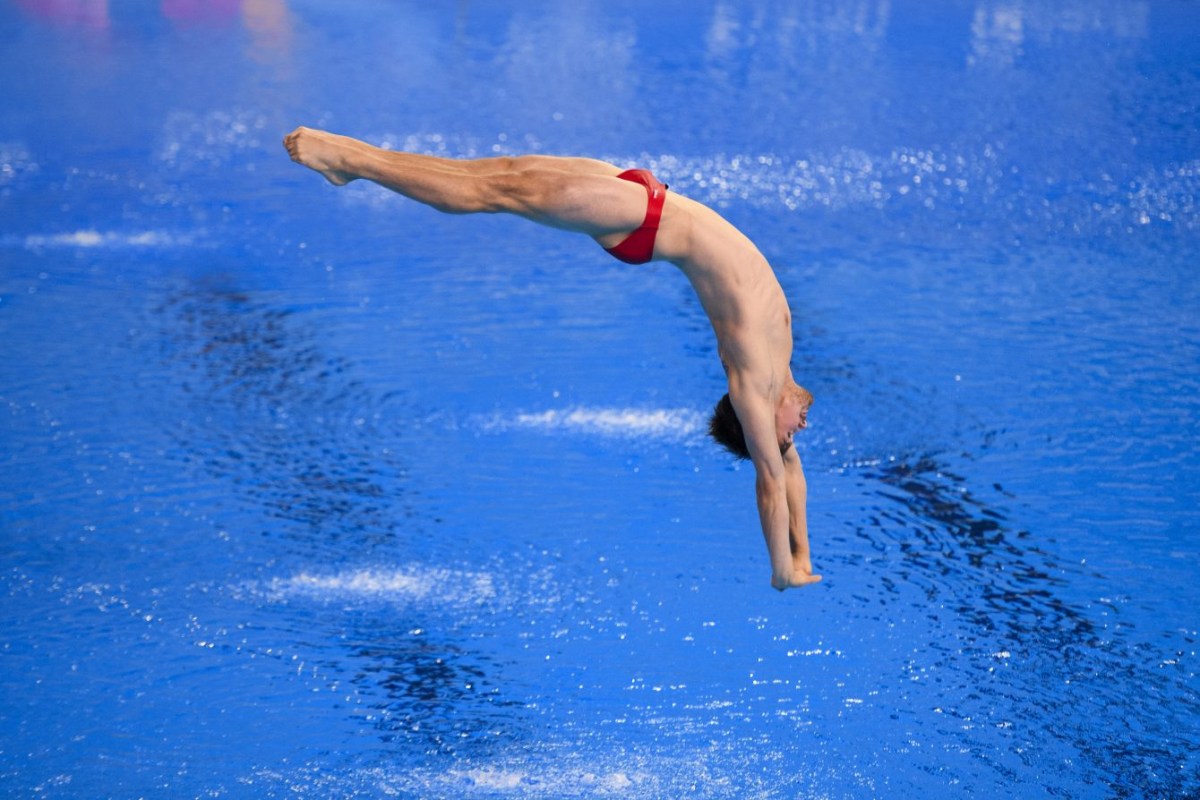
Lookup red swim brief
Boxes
[604,169,668,265]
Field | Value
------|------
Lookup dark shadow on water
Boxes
[154,276,530,755]
[156,280,408,551]
[869,455,1089,643]
[348,633,525,756]
[858,453,1199,799]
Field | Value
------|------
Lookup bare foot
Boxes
[283,126,358,186]
[771,570,823,592]
[792,552,815,576]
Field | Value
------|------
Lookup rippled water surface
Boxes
[1,1,1198,798]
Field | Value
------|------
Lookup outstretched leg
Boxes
[453,153,622,178]
[283,127,644,239]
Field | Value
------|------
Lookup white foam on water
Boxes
[248,762,658,799]
[447,766,642,793]
[244,750,842,800]
[486,406,705,440]
[364,131,1200,232]
[0,140,37,184]
[20,229,194,249]
[258,565,496,607]
[158,108,271,169]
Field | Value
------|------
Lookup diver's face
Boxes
[775,386,812,452]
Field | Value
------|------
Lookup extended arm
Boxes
[756,464,795,590]
[783,447,820,584]
[730,387,820,591]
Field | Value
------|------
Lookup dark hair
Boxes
[708,393,751,460]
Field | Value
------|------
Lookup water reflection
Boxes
[161,0,241,25]
[14,0,1190,245]
[857,453,1199,797]
[15,0,292,60]
[493,7,636,134]
[156,281,405,551]
[242,0,292,60]
[864,455,1086,637]
[348,633,524,754]
[13,0,109,29]
[705,0,891,62]
[162,0,294,62]
[969,0,1148,71]
[156,277,532,753]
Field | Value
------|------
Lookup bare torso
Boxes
[611,191,794,396]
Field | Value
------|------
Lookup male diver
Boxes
[284,127,820,591]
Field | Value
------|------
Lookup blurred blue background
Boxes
[1,1,1197,798]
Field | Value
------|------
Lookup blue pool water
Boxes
[1,1,1198,798]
